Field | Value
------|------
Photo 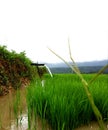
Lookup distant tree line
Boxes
[50,66,108,74]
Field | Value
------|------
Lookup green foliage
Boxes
[48,46,108,130]
[27,74,108,130]
[13,90,22,126]
[0,45,37,95]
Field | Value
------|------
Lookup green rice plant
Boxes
[44,75,90,129]
[89,75,108,121]
[27,74,108,130]
[0,111,2,129]
[26,43,108,129]
[27,86,38,129]
[26,79,47,130]
[13,90,23,127]
[48,41,108,130]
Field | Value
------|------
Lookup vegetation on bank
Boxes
[27,74,108,130]
[0,45,38,96]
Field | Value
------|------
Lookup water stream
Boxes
[44,65,53,78]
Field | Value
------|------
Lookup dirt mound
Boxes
[0,46,36,96]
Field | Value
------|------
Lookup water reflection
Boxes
[10,114,28,130]
[0,88,27,130]
[0,88,51,130]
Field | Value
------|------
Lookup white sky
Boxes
[0,0,108,63]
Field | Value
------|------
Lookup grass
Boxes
[26,74,108,130]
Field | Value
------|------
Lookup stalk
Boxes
[48,44,106,130]
[88,64,108,85]
[81,79,105,130]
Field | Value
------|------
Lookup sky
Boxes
[0,0,108,63]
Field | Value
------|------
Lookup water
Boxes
[40,65,53,87]
[10,114,28,130]
[0,88,108,130]
[75,122,108,130]
[0,88,27,130]
[0,88,51,130]
[44,65,53,78]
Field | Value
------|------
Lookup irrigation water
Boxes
[0,74,108,130]
[41,64,53,87]
[0,88,51,130]
[0,81,108,129]
[44,64,53,78]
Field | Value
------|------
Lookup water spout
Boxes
[44,64,53,78]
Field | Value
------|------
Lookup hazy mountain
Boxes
[46,59,108,68]
[46,60,108,73]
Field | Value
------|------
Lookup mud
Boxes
[75,121,108,130]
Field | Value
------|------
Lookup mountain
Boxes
[46,60,108,74]
[46,59,108,68]
[77,60,108,67]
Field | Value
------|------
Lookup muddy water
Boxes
[75,122,108,130]
[0,88,51,130]
[0,88,108,130]
[0,88,27,130]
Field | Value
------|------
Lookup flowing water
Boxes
[0,88,108,130]
[44,65,53,78]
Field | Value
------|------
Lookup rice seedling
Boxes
[13,88,28,128]
[26,74,108,130]
[48,42,108,130]
[13,90,22,126]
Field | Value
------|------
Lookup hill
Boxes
[46,60,108,74]
[46,60,108,68]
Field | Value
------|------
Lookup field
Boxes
[1,45,107,129]
[26,74,108,130]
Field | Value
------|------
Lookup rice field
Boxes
[26,74,108,130]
